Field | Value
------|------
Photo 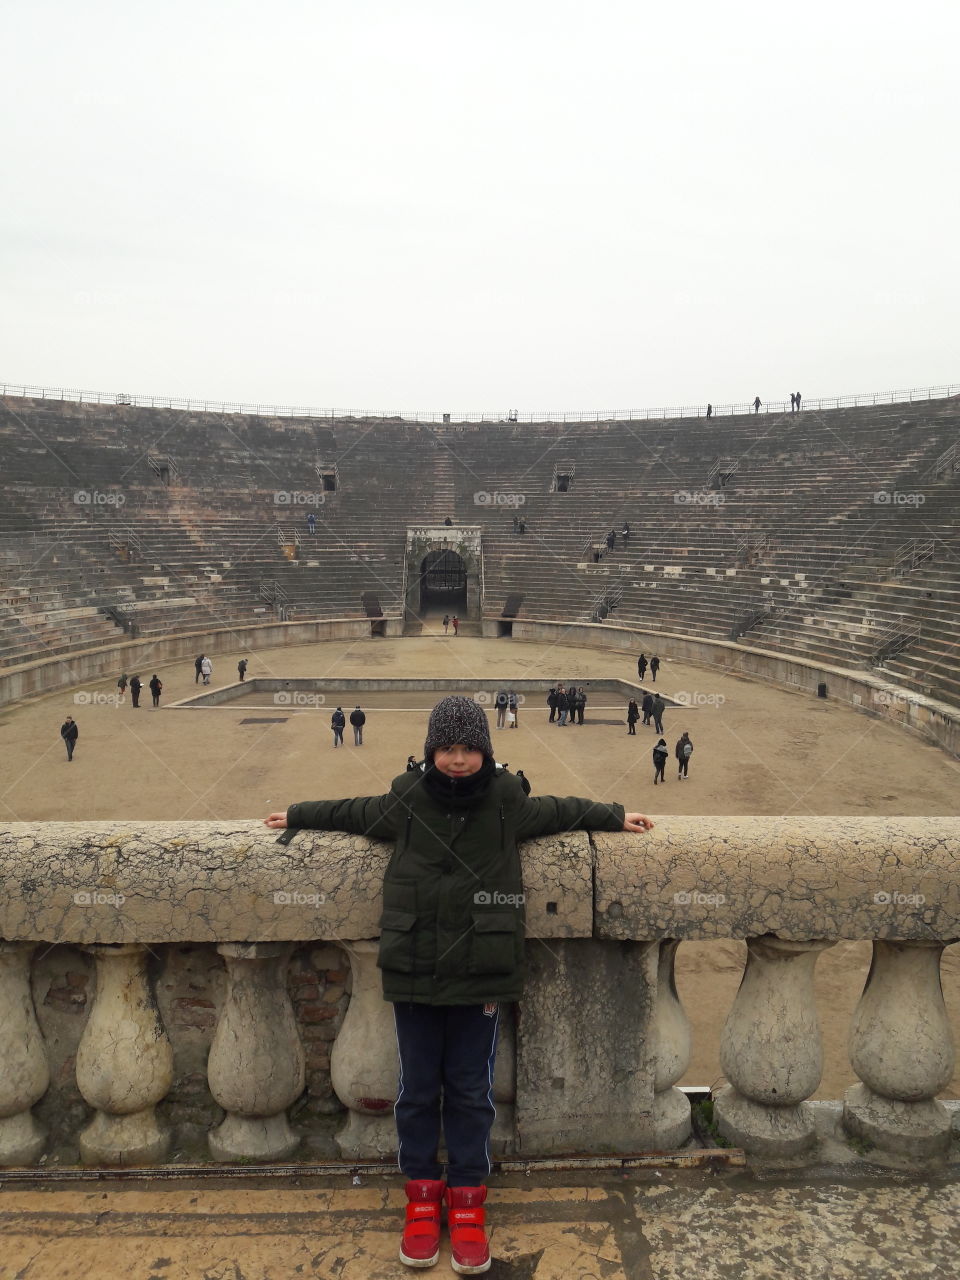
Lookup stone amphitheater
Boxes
[1,385,959,1279]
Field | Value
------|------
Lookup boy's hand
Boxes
[623,813,654,832]
[264,812,288,829]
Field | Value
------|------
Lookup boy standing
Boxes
[264,696,653,1273]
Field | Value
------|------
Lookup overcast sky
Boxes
[2,0,957,415]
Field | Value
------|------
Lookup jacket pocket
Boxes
[468,911,522,976]
[377,909,418,973]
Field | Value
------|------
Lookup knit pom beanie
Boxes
[423,695,494,761]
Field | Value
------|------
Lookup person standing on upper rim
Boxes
[753,396,762,414]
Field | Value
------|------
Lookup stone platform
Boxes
[2,1164,959,1279]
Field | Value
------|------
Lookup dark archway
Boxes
[419,549,467,613]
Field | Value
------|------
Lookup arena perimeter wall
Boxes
[0,614,956,758]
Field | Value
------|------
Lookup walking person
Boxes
[753,395,762,414]
[195,655,204,684]
[641,692,654,727]
[653,738,668,785]
[452,615,460,636]
[130,675,142,708]
[149,674,163,709]
[676,732,693,781]
[637,654,648,681]
[331,706,346,748]
[652,694,665,735]
[238,658,248,682]
[350,705,366,746]
[442,615,450,635]
[307,511,317,535]
[263,695,654,1275]
[649,655,660,682]
[60,715,79,762]
[495,689,508,729]
[200,656,213,686]
[116,673,128,702]
[507,690,519,728]
[627,700,640,735]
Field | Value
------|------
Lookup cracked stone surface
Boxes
[0,823,592,944]
[594,818,960,941]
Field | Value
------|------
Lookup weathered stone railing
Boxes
[1,819,957,1167]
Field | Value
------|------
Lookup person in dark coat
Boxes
[652,738,668,784]
[516,769,531,795]
[350,705,366,746]
[650,655,660,682]
[194,655,204,684]
[495,689,509,729]
[331,707,346,748]
[406,755,420,772]
[676,732,693,780]
[706,403,713,418]
[547,687,559,722]
[262,696,654,1273]
[238,659,248,682]
[753,396,762,414]
[575,687,586,724]
[795,391,802,411]
[627,700,640,734]
[641,692,654,726]
[652,695,665,735]
[565,686,578,725]
[149,674,162,708]
[60,715,79,761]
[130,675,142,708]
[637,654,648,681]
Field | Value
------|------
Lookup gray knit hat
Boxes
[424,695,494,761]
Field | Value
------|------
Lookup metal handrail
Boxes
[2,379,959,426]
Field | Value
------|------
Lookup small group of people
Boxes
[605,523,630,551]
[627,691,666,734]
[331,705,366,747]
[117,673,162,708]
[194,654,213,685]
[511,516,527,534]
[547,684,587,725]
[652,732,694,784]
[637,653,660,682]
[493,689,521,728]
[441,615,460,635]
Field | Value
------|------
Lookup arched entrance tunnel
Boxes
[419,549,467,614]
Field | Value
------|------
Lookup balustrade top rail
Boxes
[2,379,958,425]
[2,817,957,946]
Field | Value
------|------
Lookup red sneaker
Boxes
[445,1185,491,1275]
[400,1179,445,1269]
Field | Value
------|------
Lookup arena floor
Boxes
[2,622,959,1099]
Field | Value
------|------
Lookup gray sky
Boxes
[2,0,957,414]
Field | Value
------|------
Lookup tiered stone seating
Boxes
[1,393,958,709]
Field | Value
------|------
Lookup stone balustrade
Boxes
[0,818,957,1168]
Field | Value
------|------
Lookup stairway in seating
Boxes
[433,446,456,522]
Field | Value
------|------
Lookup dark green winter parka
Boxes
[287,768,624,1005]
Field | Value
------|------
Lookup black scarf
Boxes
[421,758,497,809]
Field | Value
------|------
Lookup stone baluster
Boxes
[330,940,398,1158]
[208,942,305,1160]
[650,939,692,1148]
[843,940,955,1160]
[714,935,834,1158]
[76,943,173,1164]
[0,942,49,1165]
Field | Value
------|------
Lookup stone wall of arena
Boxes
[1,612,957,759]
